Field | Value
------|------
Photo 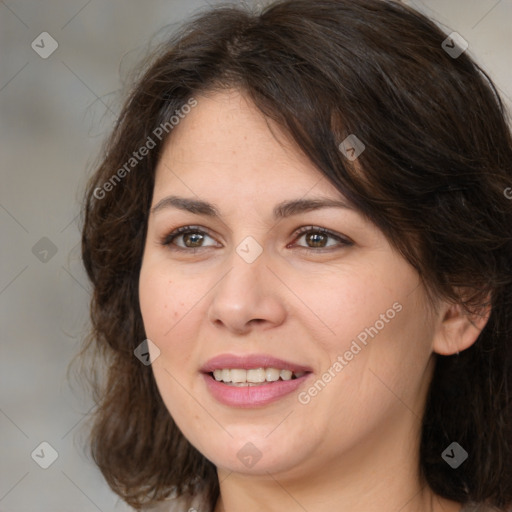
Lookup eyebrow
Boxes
[150,195,354,220]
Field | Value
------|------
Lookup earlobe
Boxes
[432,299,492,356]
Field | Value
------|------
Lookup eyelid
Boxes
[291,225,353,249]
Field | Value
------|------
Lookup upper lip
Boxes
[200,353,313,373]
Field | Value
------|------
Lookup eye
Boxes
[160,226,218,251]
[291,226,352,252]
[160,225,352,253]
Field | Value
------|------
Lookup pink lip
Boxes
[200,353,313,408]
[202,373,312,408]
[200,353,313,373]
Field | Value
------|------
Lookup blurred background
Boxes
[1,0,511,510]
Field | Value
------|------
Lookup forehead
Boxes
[153,89,344,204]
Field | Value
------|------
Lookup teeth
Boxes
[211,367,307,385]
[280,369,293,380]
[231,369,246,383]
[266,368,280,381]
[247,368,266,383]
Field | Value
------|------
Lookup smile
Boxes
[210,367,307,385]
[200,353,313,407]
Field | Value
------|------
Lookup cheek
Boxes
[139,264,170,336]
[138,259,202,374]
[139,258,185,337]
[139,262,196,416]
[314,262,429,386]
[303,266,400,347]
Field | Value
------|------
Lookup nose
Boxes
[207,248,287,335]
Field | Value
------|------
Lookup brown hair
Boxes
[78,0,512,510]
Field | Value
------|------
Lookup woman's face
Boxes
[139,88,439,481]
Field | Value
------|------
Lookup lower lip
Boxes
[202,373,312,408]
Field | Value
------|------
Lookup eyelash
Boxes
[160,225,353,254]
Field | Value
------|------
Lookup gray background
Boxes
[1,0,511,511]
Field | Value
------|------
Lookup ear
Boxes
[432,295,492,356]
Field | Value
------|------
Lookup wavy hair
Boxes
[78,0,512,510]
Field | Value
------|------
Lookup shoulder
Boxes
[460,502,508,512]
[137,491,209,512]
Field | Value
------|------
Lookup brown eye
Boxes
[292,226,352,251]
[181,232,205,248]
[161,226,218,250]
[302,231,330,248]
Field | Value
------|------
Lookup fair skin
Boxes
[138,89,489,512]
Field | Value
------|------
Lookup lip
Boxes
[200,353,313,408]
[200,353,313,373]
[202,372,312,408]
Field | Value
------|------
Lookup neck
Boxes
[212,411,462,512]
[213,472,462,512]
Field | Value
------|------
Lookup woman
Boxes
[79,0,512,511]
